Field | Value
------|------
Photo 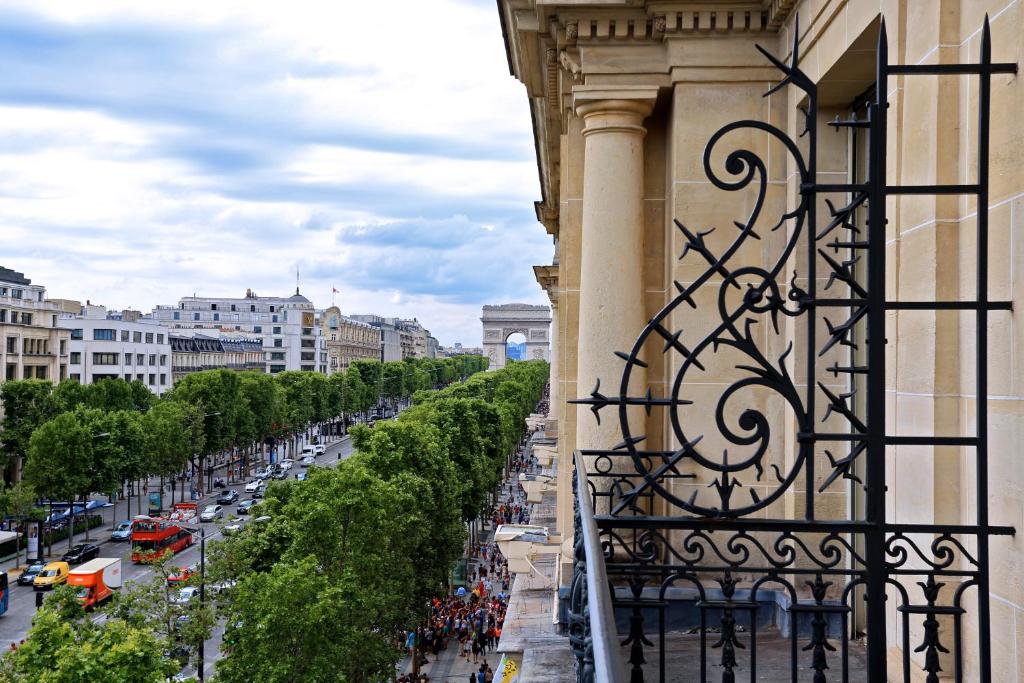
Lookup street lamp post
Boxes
[198,526,206,683]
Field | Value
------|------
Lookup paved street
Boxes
[0,431,358,676]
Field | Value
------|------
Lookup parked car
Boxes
[299,456,315,468]
[17,562,46,586]
[167,565,196,585]
[236,499,257,515]
[300,445,315,458]
[251,486,266,500]
[223,522,243,536]
[278,459,294,472]
[244,479,265,493]
[296,471,308,481]
[272,470,288,480]
[312,444,326,456]
[62,543,100,565]
[216,490,239,505]
[199,505,223,523]
[33,561,70,590]
[254,466,273,479]
[111,520,133,542]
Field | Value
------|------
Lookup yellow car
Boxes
[33,561,70,590]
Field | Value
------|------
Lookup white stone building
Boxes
[150,288,327,374]
[60,304,172,394]
[0,266,69,384]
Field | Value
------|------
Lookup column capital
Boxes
[573,85,658,136]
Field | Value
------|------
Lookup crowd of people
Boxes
[399,425,544,682]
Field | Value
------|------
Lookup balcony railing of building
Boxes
[566,18,1015,683]
[569,451,627,683]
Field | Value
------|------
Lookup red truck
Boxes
[68,558,122,610]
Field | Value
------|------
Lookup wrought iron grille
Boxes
[568,15,1016,683]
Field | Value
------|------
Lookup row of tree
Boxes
[0,358,547,683]
[0,354,488,556]
[208,360,550,682]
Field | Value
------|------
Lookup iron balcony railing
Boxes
[569,450,627,683]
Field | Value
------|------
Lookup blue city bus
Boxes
[0,572,9,615]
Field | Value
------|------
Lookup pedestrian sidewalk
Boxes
[396,518,503,682]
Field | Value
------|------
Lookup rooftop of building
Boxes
[0,266,31,286]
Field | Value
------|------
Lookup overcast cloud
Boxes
[0,0,551,345]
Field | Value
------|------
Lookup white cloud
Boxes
[0,0,551,345]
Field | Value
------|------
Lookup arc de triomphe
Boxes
[480,303,551,370]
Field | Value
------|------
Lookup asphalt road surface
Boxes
[0,433,358,678]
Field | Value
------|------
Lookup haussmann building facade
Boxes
[499,0,1024,681]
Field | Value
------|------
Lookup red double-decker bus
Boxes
[130,503,197,563]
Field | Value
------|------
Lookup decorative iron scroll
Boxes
[570,14,1016,683]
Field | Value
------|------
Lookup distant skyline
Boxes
[0,0,552,346]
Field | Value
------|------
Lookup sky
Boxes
[0,0,552,346]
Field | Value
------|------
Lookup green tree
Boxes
[0,380,56,477]
[0,481,42,568]
[107,552,215,676]
[23,411,94,551]
[0,586,176,683]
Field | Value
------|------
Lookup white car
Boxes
[312,444,326,456]
[223,522,244,536]
[300,456,315,467]
[199,505,223,522]
[278,459,295,472]
[245,479,265,493]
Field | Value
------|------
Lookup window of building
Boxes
[124,353,132,364]
[273,326,281,335]
[59,340,66,355]
[272,315,278,323]
[269,305,275,313]
[160,354,167,365]
[283,311,288,321]
[0,288,6,296]
[301,351,315,361]
[301,365,314,372]
[120,330,129,342]
[148,354,156,365]
[159,373,166,385]
[69,371,80,383]
[145,333,154,343]
[50,314,56,328]
[5,364,15,380]
[20,313,31,325]
[60,364,66,381]
[5,337,16,354]
[136,373,144,382]
[93,329,115,341]
[270,352,286,361]
[70,352,81,364]
[0,311,5,323]
[157,334,164,343]
[173,312,180,321]
[213,313,220,321]
[269,364,285,374]
[250,304,256,312]
[148,373,155,385]
[70,328,83,340]
[273,339,283,348]
[124,373,132,381]
[211,304,218,311]
[230,304,236,312]
[193,313,200,321]
[11,289,21,299]
[302,328,313,336]
[253,326,262,333]
[34,366,46,379]
[136,354,144,365]
[131,331,140,343]
[92,352,118,365]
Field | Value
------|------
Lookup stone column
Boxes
[573,86,657,454]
